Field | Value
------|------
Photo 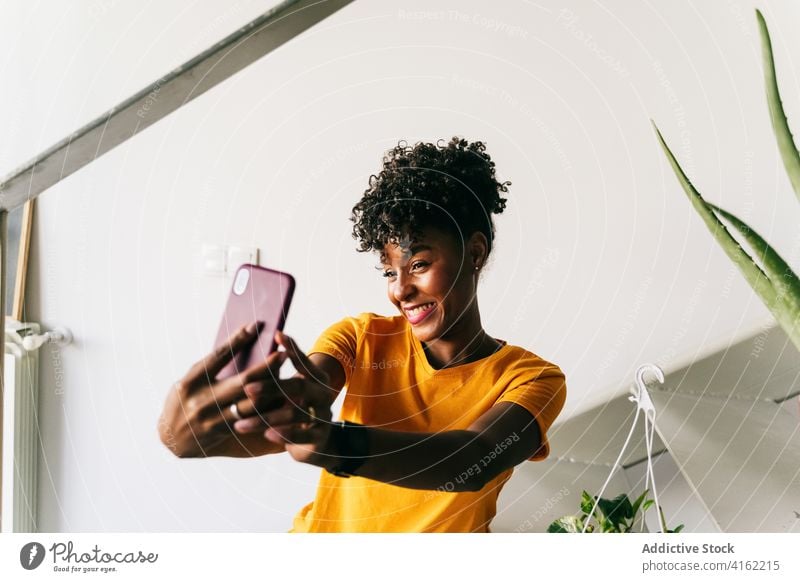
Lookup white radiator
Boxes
[2,321,41,533]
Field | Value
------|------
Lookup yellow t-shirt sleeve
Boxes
[308,314,365,388]
[495,365,567,462]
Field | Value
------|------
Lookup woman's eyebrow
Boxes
[380,244,432,265]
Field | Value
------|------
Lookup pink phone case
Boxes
[213,263,295,380]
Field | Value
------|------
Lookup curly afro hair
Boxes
[350,137,510,259]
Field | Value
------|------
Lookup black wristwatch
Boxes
[325,420,370,478]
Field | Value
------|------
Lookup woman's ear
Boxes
[468,231,489,270]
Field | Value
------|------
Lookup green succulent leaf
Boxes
[708,203,800,332]
[652,124,796,340]
[757,9,800,203]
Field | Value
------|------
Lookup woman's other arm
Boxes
[237,330,563,490]
[328,401,541,491]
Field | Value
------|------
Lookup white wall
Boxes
[2,0,800,531]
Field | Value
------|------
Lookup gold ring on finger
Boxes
[300,404,318,430]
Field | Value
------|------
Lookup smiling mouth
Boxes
[405,302,436,324]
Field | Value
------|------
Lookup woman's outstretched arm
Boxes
[324,402,542,491]
[234,330,549,490]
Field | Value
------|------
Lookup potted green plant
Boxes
[653,9,800,352]
[548,489,684,533]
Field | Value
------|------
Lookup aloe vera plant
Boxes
[653,9,800,352]
[547,489,684,533]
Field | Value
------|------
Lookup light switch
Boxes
[228,246,259,271]
[201,244,227,276]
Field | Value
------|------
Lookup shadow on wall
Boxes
[494,323,800,533]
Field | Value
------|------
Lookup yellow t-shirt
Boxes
[289,312,567,533]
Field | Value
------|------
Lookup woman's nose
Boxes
[391,270,415,303]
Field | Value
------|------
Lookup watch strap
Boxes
[326,420,370,478]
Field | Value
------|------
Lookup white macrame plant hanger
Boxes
[581,363,670,533]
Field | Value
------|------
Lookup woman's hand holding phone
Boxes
[157,322,289,458]
[230,330,340,471]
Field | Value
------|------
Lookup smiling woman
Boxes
[353,137,513,370]
[158,136,567,533]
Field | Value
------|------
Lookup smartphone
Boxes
[213,263,295,380]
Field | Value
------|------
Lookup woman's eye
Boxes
[381,262,427,278]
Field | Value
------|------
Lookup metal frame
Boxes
[0,0,354,531]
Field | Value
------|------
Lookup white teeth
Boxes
[407,302,434,315]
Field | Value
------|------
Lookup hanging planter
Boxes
[547,365,683,533]
[548,488,684,533]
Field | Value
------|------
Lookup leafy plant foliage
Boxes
[548,489,684,533]
[654,9,800,352]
